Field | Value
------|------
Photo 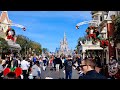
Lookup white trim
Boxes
[107,21,112,23]
[92,11,102,16]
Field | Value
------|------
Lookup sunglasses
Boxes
[80,65,87,68]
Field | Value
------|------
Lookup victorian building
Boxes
[79,11,120,65]
[80,11,104,63]
[0,11,21,51]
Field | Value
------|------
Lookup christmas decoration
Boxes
[87,34,96,39]
[100,40,109,48]
[6,27,16,42]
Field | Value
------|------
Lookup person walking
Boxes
[31,61,41,79]
[63,55,75,79]
[54,56,61,72]
[12,57,19,68]
[20,57,30,79]
[5,57,11,68]
[42,56,47,71]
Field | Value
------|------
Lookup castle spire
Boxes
[63,32,66,43]
[64,32,66,38]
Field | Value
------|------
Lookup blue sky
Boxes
[8,11,92,52]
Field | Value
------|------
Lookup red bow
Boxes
[7,35,14,41]
[100,40,109,47]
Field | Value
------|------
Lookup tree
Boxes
[16,35,29,56]
[0,37,10,57]
[30,41,42,55]
[0,37,9,49]
[42,48,49,54]
[76,36,86,53]
[114,15,120,43]
[16,35,42,56]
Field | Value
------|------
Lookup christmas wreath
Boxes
[86,26,97,40]
[87,34,96,39]
[6,27,16,41]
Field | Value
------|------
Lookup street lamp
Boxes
[110,40,114,47]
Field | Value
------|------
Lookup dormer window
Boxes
[104,15,107,20]
[94,15,98,20]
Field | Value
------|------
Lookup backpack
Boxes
[65,60,73,71]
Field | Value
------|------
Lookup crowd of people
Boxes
[0,53,119,79]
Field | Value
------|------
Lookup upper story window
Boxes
[104,15,107,20]
[93,15,98,20]
[100,16,103,21]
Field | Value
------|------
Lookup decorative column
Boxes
[107,20,116,60]
[82,52,85,59]
[82,47,86,59]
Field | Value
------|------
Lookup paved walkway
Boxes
[40,66,79,79]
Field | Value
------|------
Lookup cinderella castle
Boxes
[55,32,73,56]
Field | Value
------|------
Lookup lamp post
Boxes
[105,11,116,62]
[110,40,114,47]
